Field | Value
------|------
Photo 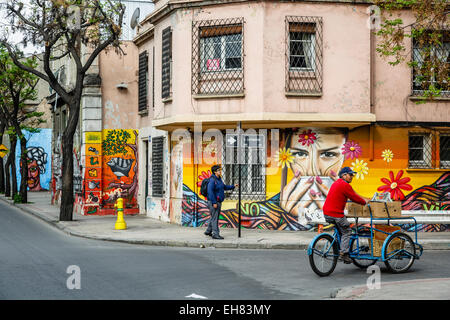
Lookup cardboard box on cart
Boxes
[368,201,402,218]
[345,202,370,217]
[346,201,402,218]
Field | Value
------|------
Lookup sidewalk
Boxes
[1,191,450,251]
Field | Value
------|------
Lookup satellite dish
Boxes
[130,8,140,30]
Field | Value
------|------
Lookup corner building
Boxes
[134,0,449,232]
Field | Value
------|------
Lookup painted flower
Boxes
[342,140,362,160]
[298,129,317,146]
[197,170,212,187]
[276,147,294,169]
[381,149,394,163]
[351,159,369,180]
[377,170,413,201]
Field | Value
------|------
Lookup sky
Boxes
[0,0,154,56]
[0,0,42,55]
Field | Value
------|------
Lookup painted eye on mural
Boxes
[291,149,309,158]
[29,167,38,172]
[319,150,339,159]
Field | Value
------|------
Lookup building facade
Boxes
[46,0,154,215]
[134,0,449,231]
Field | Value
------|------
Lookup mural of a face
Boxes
[290,129,346,177]
[281,128,347,219]
[21,146,48,191]
[27,160,41,190]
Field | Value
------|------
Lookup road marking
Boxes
[185,293,208,299]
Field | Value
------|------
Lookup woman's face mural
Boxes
[280,128,347,220]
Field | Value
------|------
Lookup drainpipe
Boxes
[369,6,375,162]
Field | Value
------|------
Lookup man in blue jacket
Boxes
[205,164,238,239]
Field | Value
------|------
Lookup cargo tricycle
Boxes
[307,193,424,277]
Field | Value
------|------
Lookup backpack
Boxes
[200,176,215,199]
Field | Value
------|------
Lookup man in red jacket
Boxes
[323,167,369,264]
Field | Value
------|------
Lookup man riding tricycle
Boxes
[307,167,423,277]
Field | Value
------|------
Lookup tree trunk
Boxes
[0,156,4,194]
[5,135,17,198]
[18,136,28,203]
[0,122,5,194]
[59,100,80,221]
[4,156,11,198]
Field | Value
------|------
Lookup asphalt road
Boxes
[1,200,450,300]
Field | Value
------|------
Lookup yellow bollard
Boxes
[114,197,127,230]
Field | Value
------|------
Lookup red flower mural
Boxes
[197,170,212,187]
[377,170,413,201]
[298,129,317,146]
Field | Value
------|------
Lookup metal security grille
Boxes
[161,27,172,99]
[192,18,244,95]
[412,30,450,98]
[440,133,450,169]
[152,136,165,197]
[138,51,148,112]
[285,16,323,95]
[408,132,433,168]
[222,133,266,201]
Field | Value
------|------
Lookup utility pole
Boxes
[237,121,242,238]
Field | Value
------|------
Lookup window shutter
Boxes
[138,51,148,112]
[161,27,172,99]
[152,136,165,197]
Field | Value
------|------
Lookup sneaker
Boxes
[212,235,224,240]
[340,252,352,264]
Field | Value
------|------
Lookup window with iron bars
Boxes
[412,30,450,98]
[192,18,244,96]
[408,131,450,169]
[222,133,266,201]
[440,134,450,169]
[286,16,323,95]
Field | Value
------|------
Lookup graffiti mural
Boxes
[16,129,52,191]
[179,126,450,232]
[101,129,138,209]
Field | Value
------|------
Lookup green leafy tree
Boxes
[373,0,449,101]
[0,45,43,203]
[0,0,125,220]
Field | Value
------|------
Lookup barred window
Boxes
[192,18,244,96]
[286,16,323,95]
[440,134,450,169]
[412,30,450,98]
[201,33,242,71]
[289,25,316,71]
[408,133,432,168]
[222,133,266,201]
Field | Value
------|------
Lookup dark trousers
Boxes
[206,201,222,236]
[324,215,352,254]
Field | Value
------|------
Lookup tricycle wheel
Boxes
[308,233,339,277]
[383,232,416,273]
[349,237,377,269]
